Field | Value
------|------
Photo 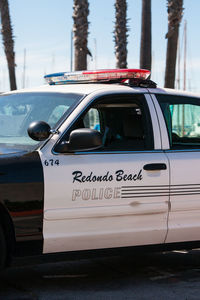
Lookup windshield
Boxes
[0,92,83,153]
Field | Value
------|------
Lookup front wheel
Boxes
[0,224,6,270]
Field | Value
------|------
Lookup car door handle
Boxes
[143,163,167,171]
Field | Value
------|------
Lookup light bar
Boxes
[44,69,151,85]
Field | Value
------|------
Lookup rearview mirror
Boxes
[55,128,102,153]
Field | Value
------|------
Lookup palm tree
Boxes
[165,0,184,89]
[140,0,151,71]
[0,0,17,90]
[114,0,128,69]
[73,0,90,71]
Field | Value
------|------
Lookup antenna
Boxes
[183,20,187,91]
[70,30,73,72]
[177,36,180,89]
[94,38,97,69]
[22,48,26,89]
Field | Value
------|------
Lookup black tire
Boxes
[0,224,6,270]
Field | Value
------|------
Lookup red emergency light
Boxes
[44,69,151,85]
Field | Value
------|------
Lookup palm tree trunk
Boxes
[114,0,128,69]
[165,25,179,88]
[73,0,90,71]
[140,0,151,71]
[0,0,17,90]
[165,0,184,89]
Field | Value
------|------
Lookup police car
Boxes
[1,68,200,269]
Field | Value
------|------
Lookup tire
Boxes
[0,224,6,270]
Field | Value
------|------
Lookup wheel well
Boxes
[0,203,16,263]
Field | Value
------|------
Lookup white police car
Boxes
[1,68,200,269]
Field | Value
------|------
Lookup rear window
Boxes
[156,94,200,149]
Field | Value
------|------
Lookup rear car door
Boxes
[41,92,170,254]
[153,93,200,244]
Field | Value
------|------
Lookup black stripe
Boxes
[170,190,200,193]
[122,189,200,194]
[122,184,200,189]
[122,185,170,188]
[121,192,200,198]
[171,184,200,187]
[122,188,200,194]
[121,188,170,191]
[122,194,169,198]
[170,187,200,190]
[170,192,200,196]
[121,191,170,195]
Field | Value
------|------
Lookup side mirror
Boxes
[55,128,102,153]
[28,121,51,141]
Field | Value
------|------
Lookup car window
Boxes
[0,92,83,151]
[62,94,154,151]
[83,108,100,130]
[48,105,70,127]
[157,94,200,149]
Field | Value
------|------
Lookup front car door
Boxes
[152,92,200,244]
[41,91,170,254]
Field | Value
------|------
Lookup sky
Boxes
[0,0,199,92]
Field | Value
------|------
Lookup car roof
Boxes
[2,83,148,96]
[2,83,200,99]
[148,87,200,99]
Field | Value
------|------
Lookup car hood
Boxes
[0,147,28,155]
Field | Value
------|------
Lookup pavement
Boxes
[1,249,200,299]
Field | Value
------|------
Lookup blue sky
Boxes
[0,0,199,92]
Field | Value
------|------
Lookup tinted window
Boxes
[157,94,200,149]
[61,94,154,151]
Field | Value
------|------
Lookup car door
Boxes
[153,93,200,244]
[41,92,170,254]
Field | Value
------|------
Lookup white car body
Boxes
[1,73,200,261]
[28,83,200,254]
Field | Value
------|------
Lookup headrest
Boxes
[123,114,143,138]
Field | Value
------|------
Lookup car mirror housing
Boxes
[28,121,51,141]
[55,128,102,153]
